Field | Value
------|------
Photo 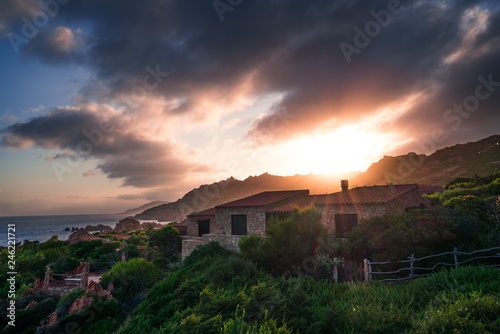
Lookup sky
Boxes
[0,0,499,216]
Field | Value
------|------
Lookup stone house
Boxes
[182,182,429,259]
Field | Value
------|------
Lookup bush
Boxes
[240,206,331,276]
[183,241,232,266]
[344,207,458,262]
[148,226,180,258]
[69,240,104,260]
[100,258,163,299]
[51,258,81,274]
[415,292,500,333]
[125,244,141,259]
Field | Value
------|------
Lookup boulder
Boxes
[67,229,91,243]
[24,300,38,310]
[85,224,113,232]
[47,312,59,326]
[69,295,94,314]
[115,217,141,232]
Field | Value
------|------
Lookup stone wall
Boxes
[181,237,203,260]
[385,187,426,214]
[202,234,243,253]
[215,207,267,236]
[46,286,79,298]
[186,215,215,237]
[320,204,386,232]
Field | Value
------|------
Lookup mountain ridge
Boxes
[134,134,500,221]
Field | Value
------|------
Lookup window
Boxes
[198,220,210,237]
[231,215,247,235]
[335,214,358,238]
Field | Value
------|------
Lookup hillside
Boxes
[354,134,500,186]
[116,201,169,216]
[134,172,359,221]
[136,135,500,221]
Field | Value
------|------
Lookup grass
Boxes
[117,243,500,334]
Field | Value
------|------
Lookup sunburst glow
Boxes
[291,126,396,175]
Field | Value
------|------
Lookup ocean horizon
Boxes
[0,214,128,247]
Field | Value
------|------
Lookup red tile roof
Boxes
[188,207,216,217]
[418,185,444,195]
[268,184,419,213]
[215,190,309,208]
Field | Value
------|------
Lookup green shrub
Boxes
[51,258,81,274]
[69,240,104,259]
[414,292,500,333]
[58,298,119,334]
[183,241,232,266]
[57,289,85,309]
[100,258,163,299]
[148,226,180,258]
[240,206,331,276]
[125,244,141,259]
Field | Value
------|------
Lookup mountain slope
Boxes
[134,172,359,221]
[135,135,500,221]
[353,135,500,186]
[116,201,169,216]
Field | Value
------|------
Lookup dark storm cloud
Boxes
[0,104,210,187]
[26,0,493,145]
[2,0,500,186]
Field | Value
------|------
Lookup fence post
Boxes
[44,266,52,288]
[332,258,338,283]
[363,259,370,281]
[453,247,459,269]
[409,254,415,278]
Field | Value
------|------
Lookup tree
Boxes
[240,206,331,276]
[148,226,180,258]
[344,207,458,262]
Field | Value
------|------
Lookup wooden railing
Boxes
[366,246,500,282]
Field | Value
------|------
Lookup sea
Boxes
[0,214,127,247]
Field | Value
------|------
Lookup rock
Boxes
[64,227,70,231]
[48,312,59,326]
[67,230,104,244]
[85,224,113,233]
[115,217,141,232]
[85,281,114,300]
[69,295,94,314]
[24,300,38,310]
[141,221,164,230]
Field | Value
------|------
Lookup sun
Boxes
[291,126,394,175]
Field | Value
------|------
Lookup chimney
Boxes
[341,180,349,192]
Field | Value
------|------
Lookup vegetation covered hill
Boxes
[135,135,500,222]
[2,171,499,333]
[118,243,500,334]
[116,201,169,216]
[354,134,500,186]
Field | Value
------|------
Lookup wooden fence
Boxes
[366,246,500,282]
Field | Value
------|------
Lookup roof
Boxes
[215,190,309,208]
[268,184,419,214]
[188,207,216,217]
[418,185,444,195]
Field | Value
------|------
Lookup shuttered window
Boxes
[231,215,247,235]
[198,220,210,237]
[335,214,358,238]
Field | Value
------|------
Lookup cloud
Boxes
[116,194,145,201]
[1,102,211,188]
[0,111,18,122]
[1,0,500,179]
[222,117,242,130]
[82,170,98,177]
[23,105,47,114]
